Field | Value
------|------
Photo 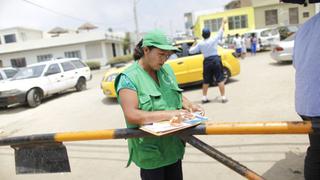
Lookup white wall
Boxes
[0,44,86,67]
[85,43,103,59]
[19,30,43,41]
[0,28,42,44]
[0,40,124,67]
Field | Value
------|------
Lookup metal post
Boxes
[180,135,265,180]
[133,0,140,42]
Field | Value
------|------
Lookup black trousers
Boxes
[140,160,182,180]
[300,115,320,180]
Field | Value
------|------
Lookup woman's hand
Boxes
[169,109,194,126]
[187,103,205,116]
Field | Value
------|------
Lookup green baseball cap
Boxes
[142,29,179,51]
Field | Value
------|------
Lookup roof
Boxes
[0,31,124,54]
[0,26,43,33]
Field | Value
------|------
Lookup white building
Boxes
[0,27,125,68]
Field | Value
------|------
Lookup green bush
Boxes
[107,54,133,66]
[85,61,101,70]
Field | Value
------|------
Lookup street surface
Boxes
[0,52,307,180]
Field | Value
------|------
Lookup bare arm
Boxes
[119,89,191,125]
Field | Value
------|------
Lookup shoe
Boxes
[201,99,210,104]
[221,96,228,103]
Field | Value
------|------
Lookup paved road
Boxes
[0,52,307,180]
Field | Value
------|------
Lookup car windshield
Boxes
[261,30,271,37]
[261,29,278,37]
[283,33,295,41]
[12,65,45,80]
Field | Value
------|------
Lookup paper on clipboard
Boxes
[140,113,208,136]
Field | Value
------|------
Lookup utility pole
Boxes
[133,0,140,42]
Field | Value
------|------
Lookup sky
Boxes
[0,0,231,35]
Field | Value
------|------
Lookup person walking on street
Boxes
[293,11,320,180]
[115,29,204,180]
[189,19,228,103]
[233,33,242,58]
[241,35,247,59]
[250,33,257,56]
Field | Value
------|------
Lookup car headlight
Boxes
[0,89,21,96]
[106,73,119,82]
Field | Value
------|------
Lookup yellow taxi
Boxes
[101,39,240,98]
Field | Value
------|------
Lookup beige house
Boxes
[0,27,126,68]
[241,0,316,28]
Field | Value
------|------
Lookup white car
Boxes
[270,34,295,62]
[0,67,18,81]
[244,28,280,51]
[0,58,91,108]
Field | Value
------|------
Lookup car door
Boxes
[168,54,204,84]
[60,61,77,89]
[44,63,65,94]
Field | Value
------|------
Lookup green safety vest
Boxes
[115,61,185,169]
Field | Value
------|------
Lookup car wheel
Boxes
[27,89,42,107]
[75,78,87,91]
[223,67,231,83]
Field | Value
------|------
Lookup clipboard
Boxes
[140,113,208,136]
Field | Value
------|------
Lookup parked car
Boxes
[270,33,295,62]
[101,39,240,98]
[0,58,91,108]
[0,67,18,81]
[276,25,299,40]
[243,28,280,51]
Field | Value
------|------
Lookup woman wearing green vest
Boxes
[115,29,204,180]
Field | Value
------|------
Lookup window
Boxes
[13,65,45,80]
[37,54,53,62]
[11,58,26,67]
[303,12,309,18]
[0,60,3,67]
[289,8,299,24]
[228,15,248,30]
[4,69,18,78]
[61,61,75,72]
[204,18,222,32]
[112,43,117,57]
[4,34,17,43]
[265,9,278,25]
[0,73,3,80]
[64,51,81,59]
[71,60,86,68]
[46,64,61,75]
